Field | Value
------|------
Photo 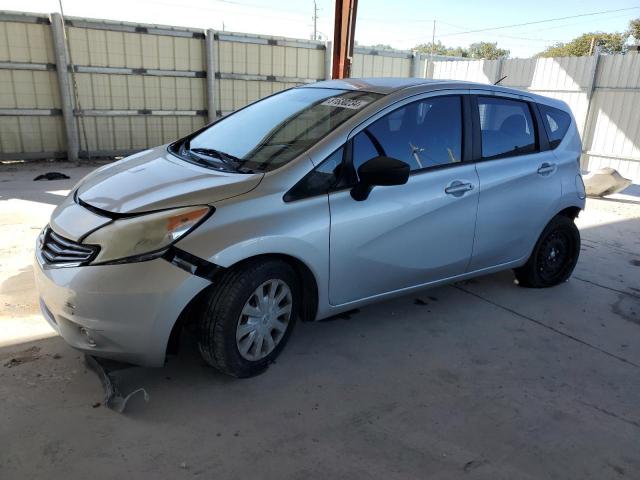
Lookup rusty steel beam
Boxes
[332,0,358,79]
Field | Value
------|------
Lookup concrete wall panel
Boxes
[0,21,55,63]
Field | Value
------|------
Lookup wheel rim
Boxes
[536,229,575,284]
[236,279,293,361]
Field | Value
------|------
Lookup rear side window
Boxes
[478,96,536,160]
[538,104,571,149]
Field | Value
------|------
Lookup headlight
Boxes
[85,206,211,264]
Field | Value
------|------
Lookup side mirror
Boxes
[351,156,410,201]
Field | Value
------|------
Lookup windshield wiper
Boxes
[177,138,250,172]
[189,147,254,173]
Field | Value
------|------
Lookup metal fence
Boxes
[0,10,463,163]
[1,10,639,182]
[0,10,330,161]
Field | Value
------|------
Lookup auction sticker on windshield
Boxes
[321,97,369,109]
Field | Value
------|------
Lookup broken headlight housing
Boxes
[85,206,212,264]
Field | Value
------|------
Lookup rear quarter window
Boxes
[538,104,572,149]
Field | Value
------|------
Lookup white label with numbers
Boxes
[321,97,369,109]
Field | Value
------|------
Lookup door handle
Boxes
[537,162,557,176]
[445,181,474,197]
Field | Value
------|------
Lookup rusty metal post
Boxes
[332,0,358,79]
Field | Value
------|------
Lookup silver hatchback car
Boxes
[34,78,586,377]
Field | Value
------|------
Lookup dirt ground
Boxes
[1,163,639,479]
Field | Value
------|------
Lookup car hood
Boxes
[76,146,263,214]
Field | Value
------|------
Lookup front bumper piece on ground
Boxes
[84,354,149,413]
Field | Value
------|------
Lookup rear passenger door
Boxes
[469,93,562,271]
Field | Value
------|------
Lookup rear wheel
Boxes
[514,215,580,288]
[198,259,299,377]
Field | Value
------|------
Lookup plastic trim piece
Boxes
[163,246,224,281]
[84,355,148,413]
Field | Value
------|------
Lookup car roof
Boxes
[302,77,568,111]
[303,77,452,94]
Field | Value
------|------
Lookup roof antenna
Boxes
[494,75,507,85]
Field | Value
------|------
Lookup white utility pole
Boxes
[312,0,319,40]
[424,20,436,78]
[430,20,436,59]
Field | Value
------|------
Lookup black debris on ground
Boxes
[33,172,70,181]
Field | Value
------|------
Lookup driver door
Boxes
[328,93,479,305]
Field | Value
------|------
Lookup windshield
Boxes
[171,88,382,173]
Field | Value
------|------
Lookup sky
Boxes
[0,0,638,57]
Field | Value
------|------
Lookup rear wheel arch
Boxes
[556,205,581,220]
[515,214,580,287]
[517,205,581,273]
[528,204,582,254]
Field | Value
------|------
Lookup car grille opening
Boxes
[40,227,99,266]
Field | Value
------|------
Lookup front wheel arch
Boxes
[165,253,319,359]
[224,253,319,323]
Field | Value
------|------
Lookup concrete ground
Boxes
[1,163,639,480]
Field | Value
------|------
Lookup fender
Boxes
[175,188,331,316]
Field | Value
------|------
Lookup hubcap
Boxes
[236,279,292,361]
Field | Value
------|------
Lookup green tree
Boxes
[368,43,394,50]
[445,46,469,58]
[536,32,626,57]
[354,41,393,50]
[468,42,509,59]
[629,18,640,41]
[414,41,469,58]
[415,40,450,55]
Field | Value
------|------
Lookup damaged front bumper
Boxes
[34,253,211,367]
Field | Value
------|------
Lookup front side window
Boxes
[352,95,463,175]
[478,96,536,160]
[171,88,381,173]
[538,103,571,149]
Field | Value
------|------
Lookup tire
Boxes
[514,215,580,288]
[198,259,299,377]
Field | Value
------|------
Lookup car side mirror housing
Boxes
[351,156,410,201]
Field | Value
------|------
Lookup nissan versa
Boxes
[34,78,586,377]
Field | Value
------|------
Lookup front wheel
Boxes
[198,259,299,377]
[514,215,580,288]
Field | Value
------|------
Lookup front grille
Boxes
[40,227,99,266]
